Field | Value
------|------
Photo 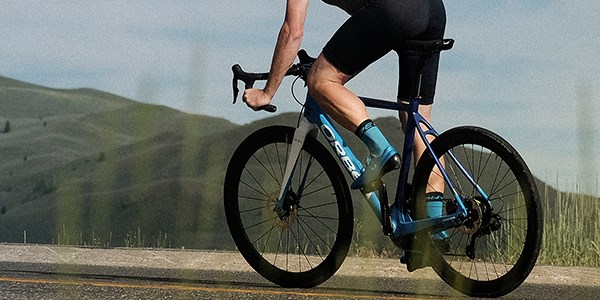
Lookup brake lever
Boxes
[232,64,257,104]
[231,64,277,113]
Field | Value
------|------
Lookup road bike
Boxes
[224,39,543,298]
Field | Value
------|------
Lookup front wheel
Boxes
[224,126,353,288]
[412,126,543,298]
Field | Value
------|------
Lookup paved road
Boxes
[0,244,598,299]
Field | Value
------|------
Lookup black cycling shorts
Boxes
[322,0,446,104]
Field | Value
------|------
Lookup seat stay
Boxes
[414,111,490,210]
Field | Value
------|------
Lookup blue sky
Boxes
[1,1,599,193]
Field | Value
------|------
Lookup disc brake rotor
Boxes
[268,191,299,228]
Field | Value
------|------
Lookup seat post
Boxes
[411,55,429,101]
[401,39,454,101]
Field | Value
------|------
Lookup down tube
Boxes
[310,109,386,222]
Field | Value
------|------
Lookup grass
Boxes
[347,181,600,268]
[52,224,172,249]
[538,182,600,267]
[44,181,600,268]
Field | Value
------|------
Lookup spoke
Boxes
[261,145,282,186]
[298,215,333,256]
[489,189,522,202]
[299,201,337,211]
[250,222,277,249]
[239,203,271,214]
[301,184,334,198]
[490,177,519,198]
[298,167,326,195]
[240,175,269,198]
[260,222,276,254]
[489,228,520,266]
[292,218,323,269]
[477,149,494,185]
[297,214,339,221]
[238,194,269,202]
[300,206,339,236]
[498,203,527,215]
[490,164,513,196]
[251,153,280,188]
[245,216,278,231]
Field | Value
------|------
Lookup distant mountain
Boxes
[0,76,239,248]
[0,76,582,251]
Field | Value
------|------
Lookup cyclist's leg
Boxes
[399,104,444,194]
[310,0,431,131]
[308,8,400,189]
[309,55,401,190]
[307,55,367,131]
[397,0,448,269]
[399,104,446,241]
[396,0,446,201]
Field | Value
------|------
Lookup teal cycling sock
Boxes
[425,192,444,217]
[355,119,390,157]
[426,192,448,240]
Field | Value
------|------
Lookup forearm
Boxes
[263,0,308,99]
[264,23,303,98]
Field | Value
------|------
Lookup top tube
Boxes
[360,96,412,112]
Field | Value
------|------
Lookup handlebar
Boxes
[232,49,316,113]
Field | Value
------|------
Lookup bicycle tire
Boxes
[224,125,353,288]
[411,126,542,298]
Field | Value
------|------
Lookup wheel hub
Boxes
[448,196,495,235]
[269,190,299,228]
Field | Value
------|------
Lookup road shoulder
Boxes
[0,243,597,287]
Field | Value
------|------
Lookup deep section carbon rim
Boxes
[224,126,353,287]
[412,126,542,297]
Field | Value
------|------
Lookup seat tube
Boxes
[393,99,419,210]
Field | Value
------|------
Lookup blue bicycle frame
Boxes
[277,93,487,239]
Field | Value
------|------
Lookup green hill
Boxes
[0,76,239,248]
[0,76,597,266]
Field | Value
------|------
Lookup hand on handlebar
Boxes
[242,88,274,112]
[231,50,315,113]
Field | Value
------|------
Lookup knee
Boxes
[307,56,340,100]
[306,65,323,97]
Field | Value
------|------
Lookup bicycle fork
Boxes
[275,115,317,217]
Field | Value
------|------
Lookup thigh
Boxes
[321,7,390,76]
[322,0,430,76]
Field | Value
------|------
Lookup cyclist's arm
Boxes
[243,0,308,109]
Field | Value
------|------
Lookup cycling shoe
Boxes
[401,238,451,272]
[351,147,400,191]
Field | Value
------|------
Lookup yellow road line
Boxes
[0,276,430,299]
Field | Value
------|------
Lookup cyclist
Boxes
[242,0,447,266]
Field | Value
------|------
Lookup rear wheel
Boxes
[224,126,353,287]
[412,126,542,297]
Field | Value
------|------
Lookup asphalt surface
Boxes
[0,244,598,299]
